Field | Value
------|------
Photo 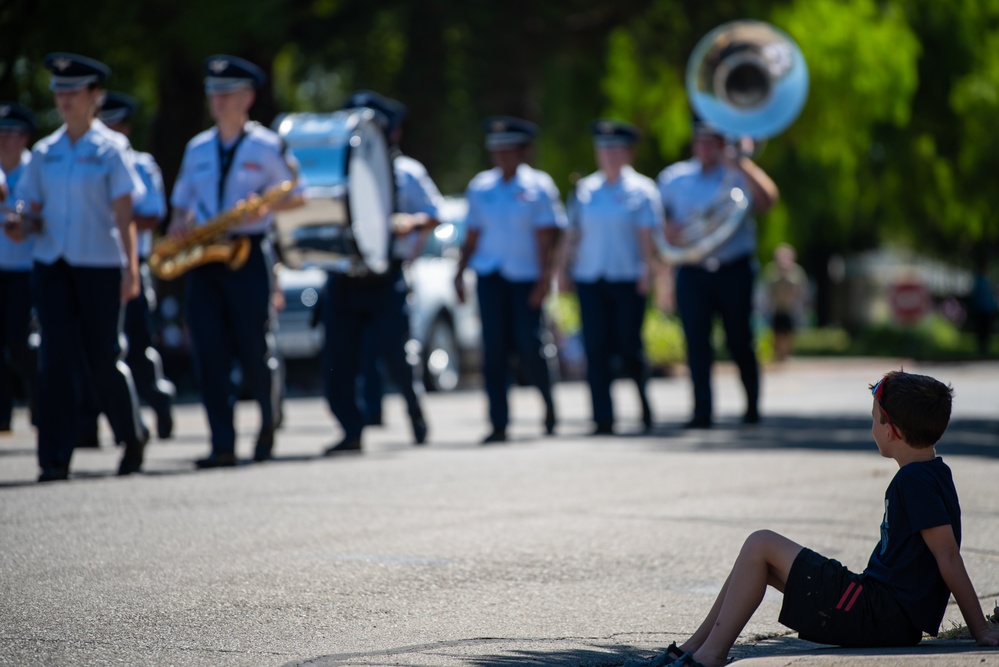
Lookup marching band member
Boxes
[323,90,437,454]
[454,117,565,444]
[96,92,175,440]
[566,120,660,435]
[7,53,149,481]
[168,54,303,469]
[0,102,38,433]
[657,116,778,429]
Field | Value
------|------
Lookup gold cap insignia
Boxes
[208,59,229,74]
[52,57,72,72]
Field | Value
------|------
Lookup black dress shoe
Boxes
[684,417,713,430]
[117,449,144,476]
[411,416,428,446]
[544,405,556,435]
[253,427,275,462]
[195,452,238,469]
[482,429,507,444]
[743,410,761,425]
[117,427,149,476]
[156,410,174,440]
[591,423,614,436]
[323,437,362,456]
[364,414,384,427]
[38,466,70,483]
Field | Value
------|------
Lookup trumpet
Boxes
[149,180,296,281]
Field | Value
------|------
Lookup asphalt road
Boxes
[1,359,998,666]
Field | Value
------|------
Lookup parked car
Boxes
[273,195,481,392]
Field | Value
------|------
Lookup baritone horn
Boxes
[661,20,809,265]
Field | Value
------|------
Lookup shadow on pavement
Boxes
[463,636,988,666]
[650,415,999,459]
[466,643,656,667]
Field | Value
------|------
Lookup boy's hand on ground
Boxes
[976,626,999,647]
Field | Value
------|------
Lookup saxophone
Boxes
[149,180,295,281]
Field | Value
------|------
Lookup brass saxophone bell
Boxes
[149,180,295,280]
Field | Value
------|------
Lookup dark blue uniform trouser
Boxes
[358,289,422,424]
[186,238,276,454]
[32,260,144,471]
[476,273,554,431]
[675,255,759,422]
[80,264,173,436]
[359,334,382,422]
[123,265,173,418]
[324,265,423,441]
[576,279,648,426]
[0,269,36,428]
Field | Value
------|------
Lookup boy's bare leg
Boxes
[680,573,734,653]
[680,530,803,667]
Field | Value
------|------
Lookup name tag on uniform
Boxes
[241,161,262,171]
[194,162,212,172]
[516,190,537,203]
[44,155,64,163]
[76,156,101,165]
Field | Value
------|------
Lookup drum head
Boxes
[347,112,394,275]
[272,109,393,274]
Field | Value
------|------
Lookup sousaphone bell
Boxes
[661,20,809,265]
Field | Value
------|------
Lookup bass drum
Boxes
[272,108,394,275]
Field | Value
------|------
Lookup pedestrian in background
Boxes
[763,242,808,363]
[564,119,660,435]
[968,252,997,358]
[454,117,565,443]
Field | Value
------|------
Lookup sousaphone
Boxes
[661,20,809,265]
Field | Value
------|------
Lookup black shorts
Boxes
[779,548,921,648]
[772,311,795,334]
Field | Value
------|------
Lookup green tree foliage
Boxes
[765,0,920,253]
[904,0,999,251]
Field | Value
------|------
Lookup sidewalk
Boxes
[1,359,997,666]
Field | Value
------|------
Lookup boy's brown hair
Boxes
[871,371,953,448]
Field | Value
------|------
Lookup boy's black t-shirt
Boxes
[863,456,961,635]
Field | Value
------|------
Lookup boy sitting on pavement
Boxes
[653,370,999,667]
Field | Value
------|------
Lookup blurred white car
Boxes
[274,196,481,392]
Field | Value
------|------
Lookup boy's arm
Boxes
[922,524,999,646]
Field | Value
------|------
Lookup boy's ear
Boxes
[886,422,903,442]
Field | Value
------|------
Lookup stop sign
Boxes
[890,280,931,325]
